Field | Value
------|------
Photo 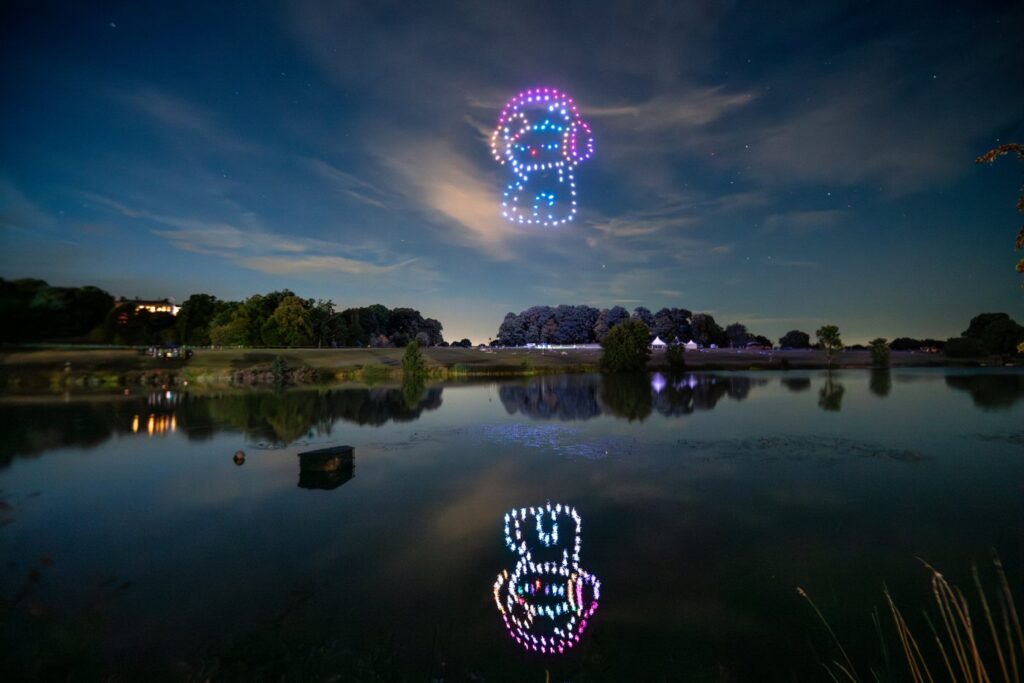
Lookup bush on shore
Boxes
[600,320,651,373]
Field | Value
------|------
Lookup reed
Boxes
[801,555,1024,682]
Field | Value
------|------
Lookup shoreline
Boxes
[0,346,1008,392]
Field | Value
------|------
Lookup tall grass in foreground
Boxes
[800,556,1024,682]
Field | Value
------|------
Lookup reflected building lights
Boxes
[493,503,601,653]
[135,412,175,437]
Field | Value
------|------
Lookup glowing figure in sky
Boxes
[491,88,594,226]
[492,503,601,654]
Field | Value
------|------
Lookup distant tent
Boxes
[651,336,667,349]
[684,340,699,351]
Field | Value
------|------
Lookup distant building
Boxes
[650,336,667,350]
[115,297,181,316]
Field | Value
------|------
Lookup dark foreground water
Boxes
[1,369,1023,681]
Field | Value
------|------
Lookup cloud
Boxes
[0,180,56,233]
[86,193,417,278]
[589,87,756,129]
[80,192,144,218]
[382,141,522,261]
[722,29,1024,193]
[151,221,305,255]
[304,157,389,209]
[239,254,416,275]
[590,202,702,239]
[115,87,256,154]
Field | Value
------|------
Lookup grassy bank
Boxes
[0,345,999,391]
[0,346,596,390]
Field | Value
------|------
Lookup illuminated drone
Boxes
[492,502,601,654]
[491,88,594,226]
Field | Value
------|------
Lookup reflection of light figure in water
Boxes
[491,88,594,226]
[492,503,601,653]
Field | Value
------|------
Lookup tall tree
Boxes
[631,306,654,330]
[421,318,445,346]
[209,303,250,346]
[975,143,1024,279]
[779,330,811,349]
[815,325,843,368]
[593,305,630,342]
[177,293,221,345]
[725,322,750,349]
[962,312,1024,355]
[262,296,312,347]
[387,307,426,347]
[306,298,336,348]
[652,307,692,343]
[691,313,726,347]
[497,312,526,346]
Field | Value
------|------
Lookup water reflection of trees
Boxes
[177,388,443,444]
[500,376,603,421]
[649,373,768,418]
[0,387,443,466]
[869,369,892,397]
[600,374,653,421]
[818,374,845,412]
[945,373,1024,410]
[499,373,769,422]
[781,377,812,392]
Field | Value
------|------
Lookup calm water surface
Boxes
[2,369,1023,680]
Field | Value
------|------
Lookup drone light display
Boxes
[492,502,601,654]
[491,88,594,226]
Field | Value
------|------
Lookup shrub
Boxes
[401,340,427,378]
[868,338,890,367]
[599,320,651,373]
[270,355,288,384]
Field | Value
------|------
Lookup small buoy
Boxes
[233,450,246,466]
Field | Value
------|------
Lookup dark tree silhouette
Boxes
[975,143,1024,278]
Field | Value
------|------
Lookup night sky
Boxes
[2,1,1022,343]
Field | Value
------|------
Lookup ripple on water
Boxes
[674,435,925,462]
[473,423,637,459]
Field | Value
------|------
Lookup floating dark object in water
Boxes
[233,450,246,466]
[298,445,353,471]
[298,468,354,490]
[297,445,355,490]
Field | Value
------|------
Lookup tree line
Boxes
[495,305,772,348]
[0,278,449,348]
[197,293,446,348]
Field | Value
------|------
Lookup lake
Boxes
[2,368,1023,680]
